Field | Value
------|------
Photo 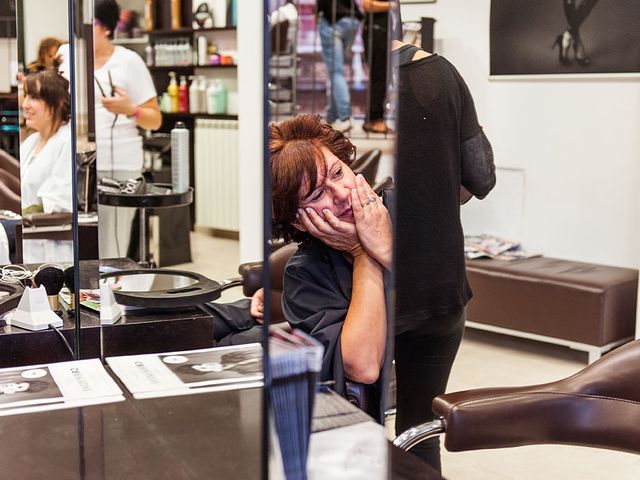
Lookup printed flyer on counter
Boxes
[106,343,264,399]
[0,359,125,416]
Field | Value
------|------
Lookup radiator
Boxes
[195,119,239,232]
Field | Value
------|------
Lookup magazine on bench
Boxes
[106,343,264,399]
[0,359,124,416]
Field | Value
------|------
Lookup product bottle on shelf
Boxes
[167,71,179,113]
[145,44,154,67]
[213,79,227,114]
[197,35,208,66]
[171,0,182,30]
[178,75,189,113]
[197,75,208,114]
[207,79,216,113]
[188,75,199,113]
[144,0,154,30]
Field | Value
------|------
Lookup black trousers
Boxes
[363,13,388,122]
[394,308,466,473]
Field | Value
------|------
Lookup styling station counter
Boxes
[0,258,221,366]
[0,386,263,479]
[0,383,439,480]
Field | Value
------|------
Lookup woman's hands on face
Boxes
[101,87,136,117]
[351,174,392,270]
[296,207,364,257]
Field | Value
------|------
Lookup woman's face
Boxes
[44,46,59,66]
[297,147,357,224]
[93,20,111,50]
[22,86,53,133]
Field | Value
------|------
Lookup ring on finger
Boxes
[368,195,378,203]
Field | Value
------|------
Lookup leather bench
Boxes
[465,257,638,362]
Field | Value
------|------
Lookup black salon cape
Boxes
[282,239,392,422]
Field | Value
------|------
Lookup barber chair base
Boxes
[466,320,633,364]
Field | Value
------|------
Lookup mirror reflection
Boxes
[17,0,74,264]
[107,272,197,292]
[0,0,85,369]
[267,0,396,477]
[91,0,263,357]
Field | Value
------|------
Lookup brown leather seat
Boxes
[397,339,640,455]
[466,257,638,351]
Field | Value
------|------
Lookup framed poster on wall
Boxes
[490,0,640,77]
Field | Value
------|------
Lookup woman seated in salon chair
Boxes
[19,69,73,263]
[270,114,393,418]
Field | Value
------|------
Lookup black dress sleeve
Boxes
[457,70,496,199]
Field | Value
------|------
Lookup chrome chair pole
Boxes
[393,418,446,451]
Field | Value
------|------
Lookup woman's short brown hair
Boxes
[23,69,71,130]
[270,114,356,241]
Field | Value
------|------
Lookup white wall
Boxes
[22,0,68,66]
[401,0,640,269]
[237,1,265,263]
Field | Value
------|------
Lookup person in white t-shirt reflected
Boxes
[58,0,162,258]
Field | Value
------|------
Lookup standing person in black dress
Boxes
[361,0,392,134]
[392,40,496,473]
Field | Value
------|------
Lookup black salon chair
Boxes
[351,149,382,185]
[394,339,640,458]
[222,242,298,327]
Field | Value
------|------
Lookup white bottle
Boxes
[198,75,208,113]
[197,35,208,66]
[188,75,199,113]
[171,122,190,193]
[206,79,216,114]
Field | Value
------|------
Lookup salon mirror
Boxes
[0,0,91,368]
[111,272,199,292]
[92,0,260,361]
[15,0,75,265]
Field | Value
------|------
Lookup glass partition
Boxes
[0,0,85,366]
[266,0,397,477]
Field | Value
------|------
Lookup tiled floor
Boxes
[183,231,640,479]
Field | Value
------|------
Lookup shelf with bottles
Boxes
[145,27,237,36]
[112,35,150,45]
[149,64,237,71]
[159,73,233,117]
[161,112,238,120]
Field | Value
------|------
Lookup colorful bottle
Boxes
[144,0,154,30]
[213,79,227,114]
[167,71,179,113]
[178,75,189,113]
[171,0,182,29]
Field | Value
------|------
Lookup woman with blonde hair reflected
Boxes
[26,37,64,73]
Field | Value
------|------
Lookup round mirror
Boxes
[106,272,198,292]
[100,269,221,308]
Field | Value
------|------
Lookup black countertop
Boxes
[0,387,263,480]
